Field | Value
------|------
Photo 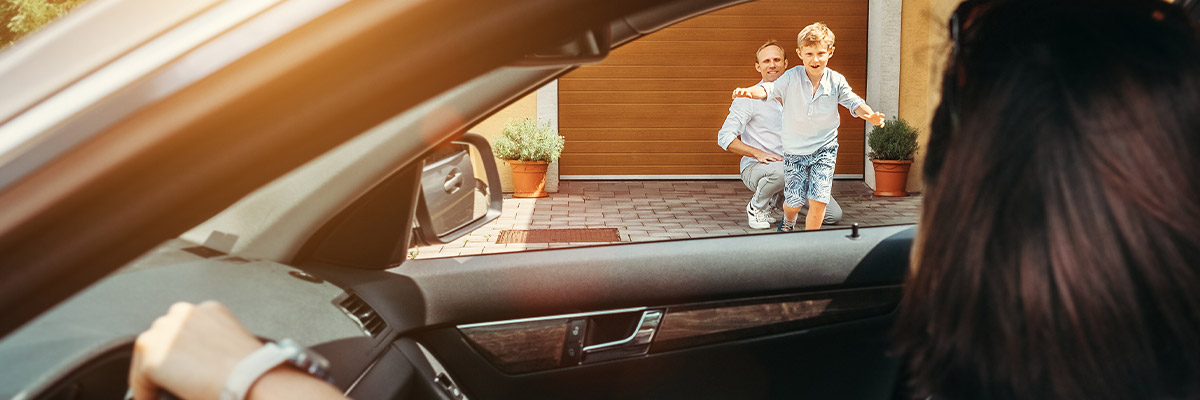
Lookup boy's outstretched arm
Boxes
[732,86,767,99]
[855,104,886,127]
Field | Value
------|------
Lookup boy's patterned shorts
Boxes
[783,142,838,208]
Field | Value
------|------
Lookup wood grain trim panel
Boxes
[651,286,902,353]
[460,318,567,374]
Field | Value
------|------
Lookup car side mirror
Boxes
[411,133,503,245]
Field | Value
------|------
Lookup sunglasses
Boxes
[942,0,988,135]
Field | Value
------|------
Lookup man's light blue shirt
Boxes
[717,80,785,173]
[760,67,865,155]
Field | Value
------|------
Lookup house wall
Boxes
[896,0,957,193]
[864,0,903,189]
[469,91,544,193]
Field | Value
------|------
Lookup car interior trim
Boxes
[420,314,903,399]
[402,225,913,327]
[457,307,648,329]
[453,285,903,375]
[581,310,662,353]
[651,285,903,353]
[333,292,390,337]
[580,310,663,364]
[418,342,470,400]
[460,317,572,374]
[619,0,753,37]
[342,352,382,395]
[22,339,135,400]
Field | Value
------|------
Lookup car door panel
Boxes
[420,314,899,399]
[306,225,913,399]
[395,225,912,326]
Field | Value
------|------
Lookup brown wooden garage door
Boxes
[559,0,868,177]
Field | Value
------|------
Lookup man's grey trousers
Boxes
[740,160,842,224]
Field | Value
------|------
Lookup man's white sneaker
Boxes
[747,201,773,229]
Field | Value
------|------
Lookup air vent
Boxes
[335,293,388,337]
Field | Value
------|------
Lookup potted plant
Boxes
[867,117,920,197]
[493,118,565,198]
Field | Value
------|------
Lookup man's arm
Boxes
[728,137,783,163]
[717,98,751,150]
[717,98,781,163]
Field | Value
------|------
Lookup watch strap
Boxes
[274,339,333,384]
[220,342,292,400]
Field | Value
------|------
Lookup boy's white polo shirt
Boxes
[759,67,865,156]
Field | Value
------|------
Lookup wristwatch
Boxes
[220,338,334,400]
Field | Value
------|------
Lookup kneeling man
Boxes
[717,40,841,229]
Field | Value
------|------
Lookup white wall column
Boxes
[865,0,903,190]
[537,80,560,191]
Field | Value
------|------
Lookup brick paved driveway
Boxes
[412,180,920,259]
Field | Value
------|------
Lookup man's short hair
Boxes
[797,22,835,50]
[755,39,785,62]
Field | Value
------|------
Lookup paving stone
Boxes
[412,180,921,259]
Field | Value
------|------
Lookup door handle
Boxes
[581,310,662,363]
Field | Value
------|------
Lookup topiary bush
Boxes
[867,117,920,161]
[493,118,565,162]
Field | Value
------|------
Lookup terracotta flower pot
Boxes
[508,160,549,198]
[871,159,912,197]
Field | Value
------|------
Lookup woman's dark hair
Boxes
[893,0,1200,399]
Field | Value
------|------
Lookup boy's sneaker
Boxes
[746,201,773,229]
[777,219,797,232]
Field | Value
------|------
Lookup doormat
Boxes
[496,228,621,244]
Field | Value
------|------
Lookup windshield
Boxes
[406,0,937,260]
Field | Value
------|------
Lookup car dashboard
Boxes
[0,239,459,400]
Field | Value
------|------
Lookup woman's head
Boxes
[895,0,1200,398]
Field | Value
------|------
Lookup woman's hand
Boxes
[130,301,263,400]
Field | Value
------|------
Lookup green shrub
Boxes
[867,117,920,161]
[493,118,564,162]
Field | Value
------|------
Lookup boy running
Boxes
[732,22,885,231]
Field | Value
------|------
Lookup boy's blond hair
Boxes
[797,22,835,50]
